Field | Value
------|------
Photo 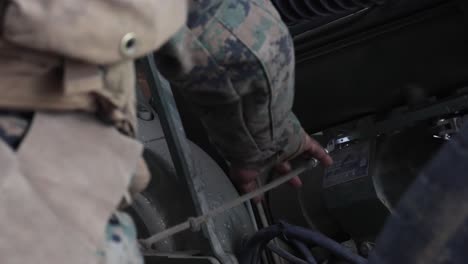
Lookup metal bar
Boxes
[144,252,221,264]
[140,58,189,183]
[327,93,468,142]
[296,2,457,64]
[142,158,318,246]
[374,95,468,135]
[140,55,236,264]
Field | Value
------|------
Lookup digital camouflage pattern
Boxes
[156,0,305,167]
[0,112,144,264]
[98,212,143,264]
[0,113,31,149]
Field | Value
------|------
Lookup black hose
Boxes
[272,0,387,23]
[290,239,318,264]
[267,243,310,264]
[239,224,286,263]
[282,223,367,264]
[239,222,367,264]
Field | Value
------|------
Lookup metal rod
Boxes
[142,159,318,246]
[140,55,235,263]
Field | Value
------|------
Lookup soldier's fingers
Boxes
[239,180,257,194]
[275,161,292,174]
[240,181,264,203]
[289,176,303,188]
[303,135,333,167]
[230,168,260,185]
[230,168,264,202]
[275,161,302,188]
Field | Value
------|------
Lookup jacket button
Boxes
[120,32,137,58]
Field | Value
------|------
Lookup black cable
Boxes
[267,243,310,264]
[281,223,367,264]
[272,0,387,23]
[239,223,285,263]
[239,221,367,264]
[290,239,318,264]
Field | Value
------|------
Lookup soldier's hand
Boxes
[230,134,333,202]
[275,134,333,187]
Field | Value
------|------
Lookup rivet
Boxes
[120,32,137,57]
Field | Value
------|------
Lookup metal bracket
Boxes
[140,55,237,264]
[433,116,465,140]
[144,252,221,264]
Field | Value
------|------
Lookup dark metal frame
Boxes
[140,55,237,264]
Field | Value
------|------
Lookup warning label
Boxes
[323,142,370,188]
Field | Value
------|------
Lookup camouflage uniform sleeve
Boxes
[156,0,306,167]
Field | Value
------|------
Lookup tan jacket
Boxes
[0,112,144,264]
[0,0,188,134]
[0,2,188,263]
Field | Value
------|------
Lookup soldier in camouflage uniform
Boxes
[0,0,331,263]
[156,0,332,195]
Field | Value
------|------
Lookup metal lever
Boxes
[142,158,319,247]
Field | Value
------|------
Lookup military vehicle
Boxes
[130,1,468,263]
